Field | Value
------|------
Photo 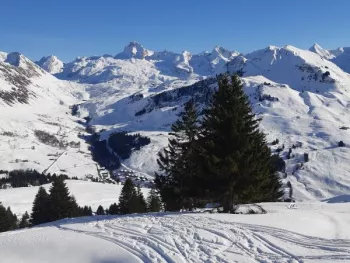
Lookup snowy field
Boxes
[1,202,350,262]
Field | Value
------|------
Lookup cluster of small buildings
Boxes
[96,164,110,179]
[113,169,152,187]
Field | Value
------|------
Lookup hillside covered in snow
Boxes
[0,52,97,178]
[1,42,350,201]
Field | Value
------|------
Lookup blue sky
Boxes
[0,0,349,61]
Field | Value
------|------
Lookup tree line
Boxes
[108,132,151,160]
[155,74,283,213]
[88,131,151,171]
[0,170,70,189]
[0,177,161,233]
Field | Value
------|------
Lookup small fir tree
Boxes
[96,205,105,215]
[118,178,138,214]
[31,186,50,225]
[147,189,162,212]
[0,203,12,232]
[108,203,118,215]
[135,186,147,213]
[19,211,31,229]
[6,207,18,230]
[48,178,79,221]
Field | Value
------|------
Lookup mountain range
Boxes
[1,41,350,201]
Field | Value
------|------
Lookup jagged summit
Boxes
[4,52,45,77]
[5,52,27,67]
[36,55,64,74]
[309,43,335,60]
[115,41,154,59]
[209,46,238,61]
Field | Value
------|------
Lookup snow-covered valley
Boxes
[1,42,350,200]
[44,42,350,201]
[1,41,350,262]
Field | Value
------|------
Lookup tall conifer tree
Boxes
[118,178,137,214]
[147,189,162,212]
[31,186,50,225]
[155,99,200,211]
[135,186,147,213]
[198,74,283,212]
[48,178,78,221]
[0,203,15,232]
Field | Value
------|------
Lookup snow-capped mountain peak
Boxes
[36,55,64,74]
[309,43,335,60]
[4,52,46,77]
[5,52,29,67]
[115,41,154,59]
[0,51,7,62]
[210,46,237,61]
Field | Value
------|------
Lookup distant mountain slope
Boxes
[330,47,350,73]
[308,43,350,73]
[27,42,350,200]
[0,52,97,177]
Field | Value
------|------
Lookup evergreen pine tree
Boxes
[0,203,12,233]
[135,186,147,213]
[198,75,283,212]
[19,211,30,229]
[155,99,200,211]
[147,189,162,212]
[108,203,118,215]
[118,178,137,214]
[31,186,50,225]
[96,205,105,215]
[6,207,18,230]
[81,205,93,216]
[88,206,93,215]
[48,178,79,221]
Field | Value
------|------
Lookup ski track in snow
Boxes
[54,214,350,263]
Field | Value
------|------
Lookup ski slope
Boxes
[1,202,350,263]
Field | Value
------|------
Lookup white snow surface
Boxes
[1,202,350,262]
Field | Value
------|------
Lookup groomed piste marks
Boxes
[56,214,350,263]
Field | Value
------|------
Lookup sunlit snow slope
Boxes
[1,203,350,263]
[0,52,98,178]
[9,41,350,201]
